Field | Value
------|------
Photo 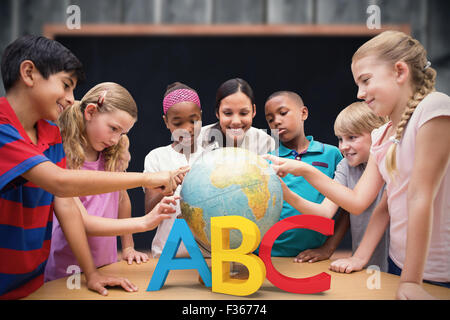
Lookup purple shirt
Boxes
[44,153,119,281]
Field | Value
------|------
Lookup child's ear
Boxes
[301,106,309,121]
[394,61,410,85]
[162,115,170,129]
[19,60,37,87]
[84,103,98,121]
[252,104,256,119]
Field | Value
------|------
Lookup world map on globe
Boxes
[180,147,283,250]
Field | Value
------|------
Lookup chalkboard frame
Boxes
[43,23,410,39]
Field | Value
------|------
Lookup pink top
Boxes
[370,92,450,282]
[44,153,120,281]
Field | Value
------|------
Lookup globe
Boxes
[180,147,283,251]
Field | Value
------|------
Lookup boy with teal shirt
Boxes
[264,91,342,257]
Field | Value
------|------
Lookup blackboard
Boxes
[54,30,380,251]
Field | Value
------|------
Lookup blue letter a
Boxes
[147,219,212,291]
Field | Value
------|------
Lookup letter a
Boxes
[147,219,212,291]
[366,4,381,30]
[211,216,266,296]
[366,265,381,290]
[66,5,81,30]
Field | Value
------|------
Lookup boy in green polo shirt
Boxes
[264,91,342,257]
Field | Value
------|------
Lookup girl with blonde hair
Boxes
[45,82,181,281]
[265,31,450,299]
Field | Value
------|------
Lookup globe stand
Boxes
[196,241,249,281]
[229,262,249,280]
[197,261,249,286]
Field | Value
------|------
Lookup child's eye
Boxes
[110,126,118,132]
[280,111,288,116]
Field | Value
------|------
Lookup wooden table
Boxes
[25,257,449,300]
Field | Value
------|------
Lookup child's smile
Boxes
[337,133,372,167]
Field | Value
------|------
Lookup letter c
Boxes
[258,215,334,294]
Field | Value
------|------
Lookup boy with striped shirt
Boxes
[0,35,179,299]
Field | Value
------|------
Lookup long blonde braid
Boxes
[352,31,436,179]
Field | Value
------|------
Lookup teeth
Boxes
[228,128,244,136]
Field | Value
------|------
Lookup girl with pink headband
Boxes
[143,82,203,258]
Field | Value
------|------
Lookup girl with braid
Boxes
[264,31,450,299]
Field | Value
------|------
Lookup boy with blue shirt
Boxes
[264,91,342,257]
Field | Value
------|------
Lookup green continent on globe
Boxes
[210,162,270,220]
[180,202,209,245]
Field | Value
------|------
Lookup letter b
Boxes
[211,216,266,296]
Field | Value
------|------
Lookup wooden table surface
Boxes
[25,257,450,300]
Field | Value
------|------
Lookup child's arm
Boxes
[330,190,389,273]
[22,162,189,197]
[397,116,450,300]
[118,190,149,265]
[73,196,177,236]
[281,178,339,219]
[295,210,350,263]
[265,154,384,215]
[145,187,165,214]
[53,196,138,296]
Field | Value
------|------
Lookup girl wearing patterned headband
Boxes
[200,78,275,155]
[144,82,203,258]
[45,82,181,282]
[264,31,450,299]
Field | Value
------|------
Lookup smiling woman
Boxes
[200,78,275,155]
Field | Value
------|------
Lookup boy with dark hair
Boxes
[0,35,183,299]
[264,91,343,257]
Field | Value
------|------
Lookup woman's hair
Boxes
[334,102,387,137]
[215,78,255,112]
[352,30,436,178]
[58,82,137,171]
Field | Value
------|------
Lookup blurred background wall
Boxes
[1,0,449,97]
[1,0,449,252]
